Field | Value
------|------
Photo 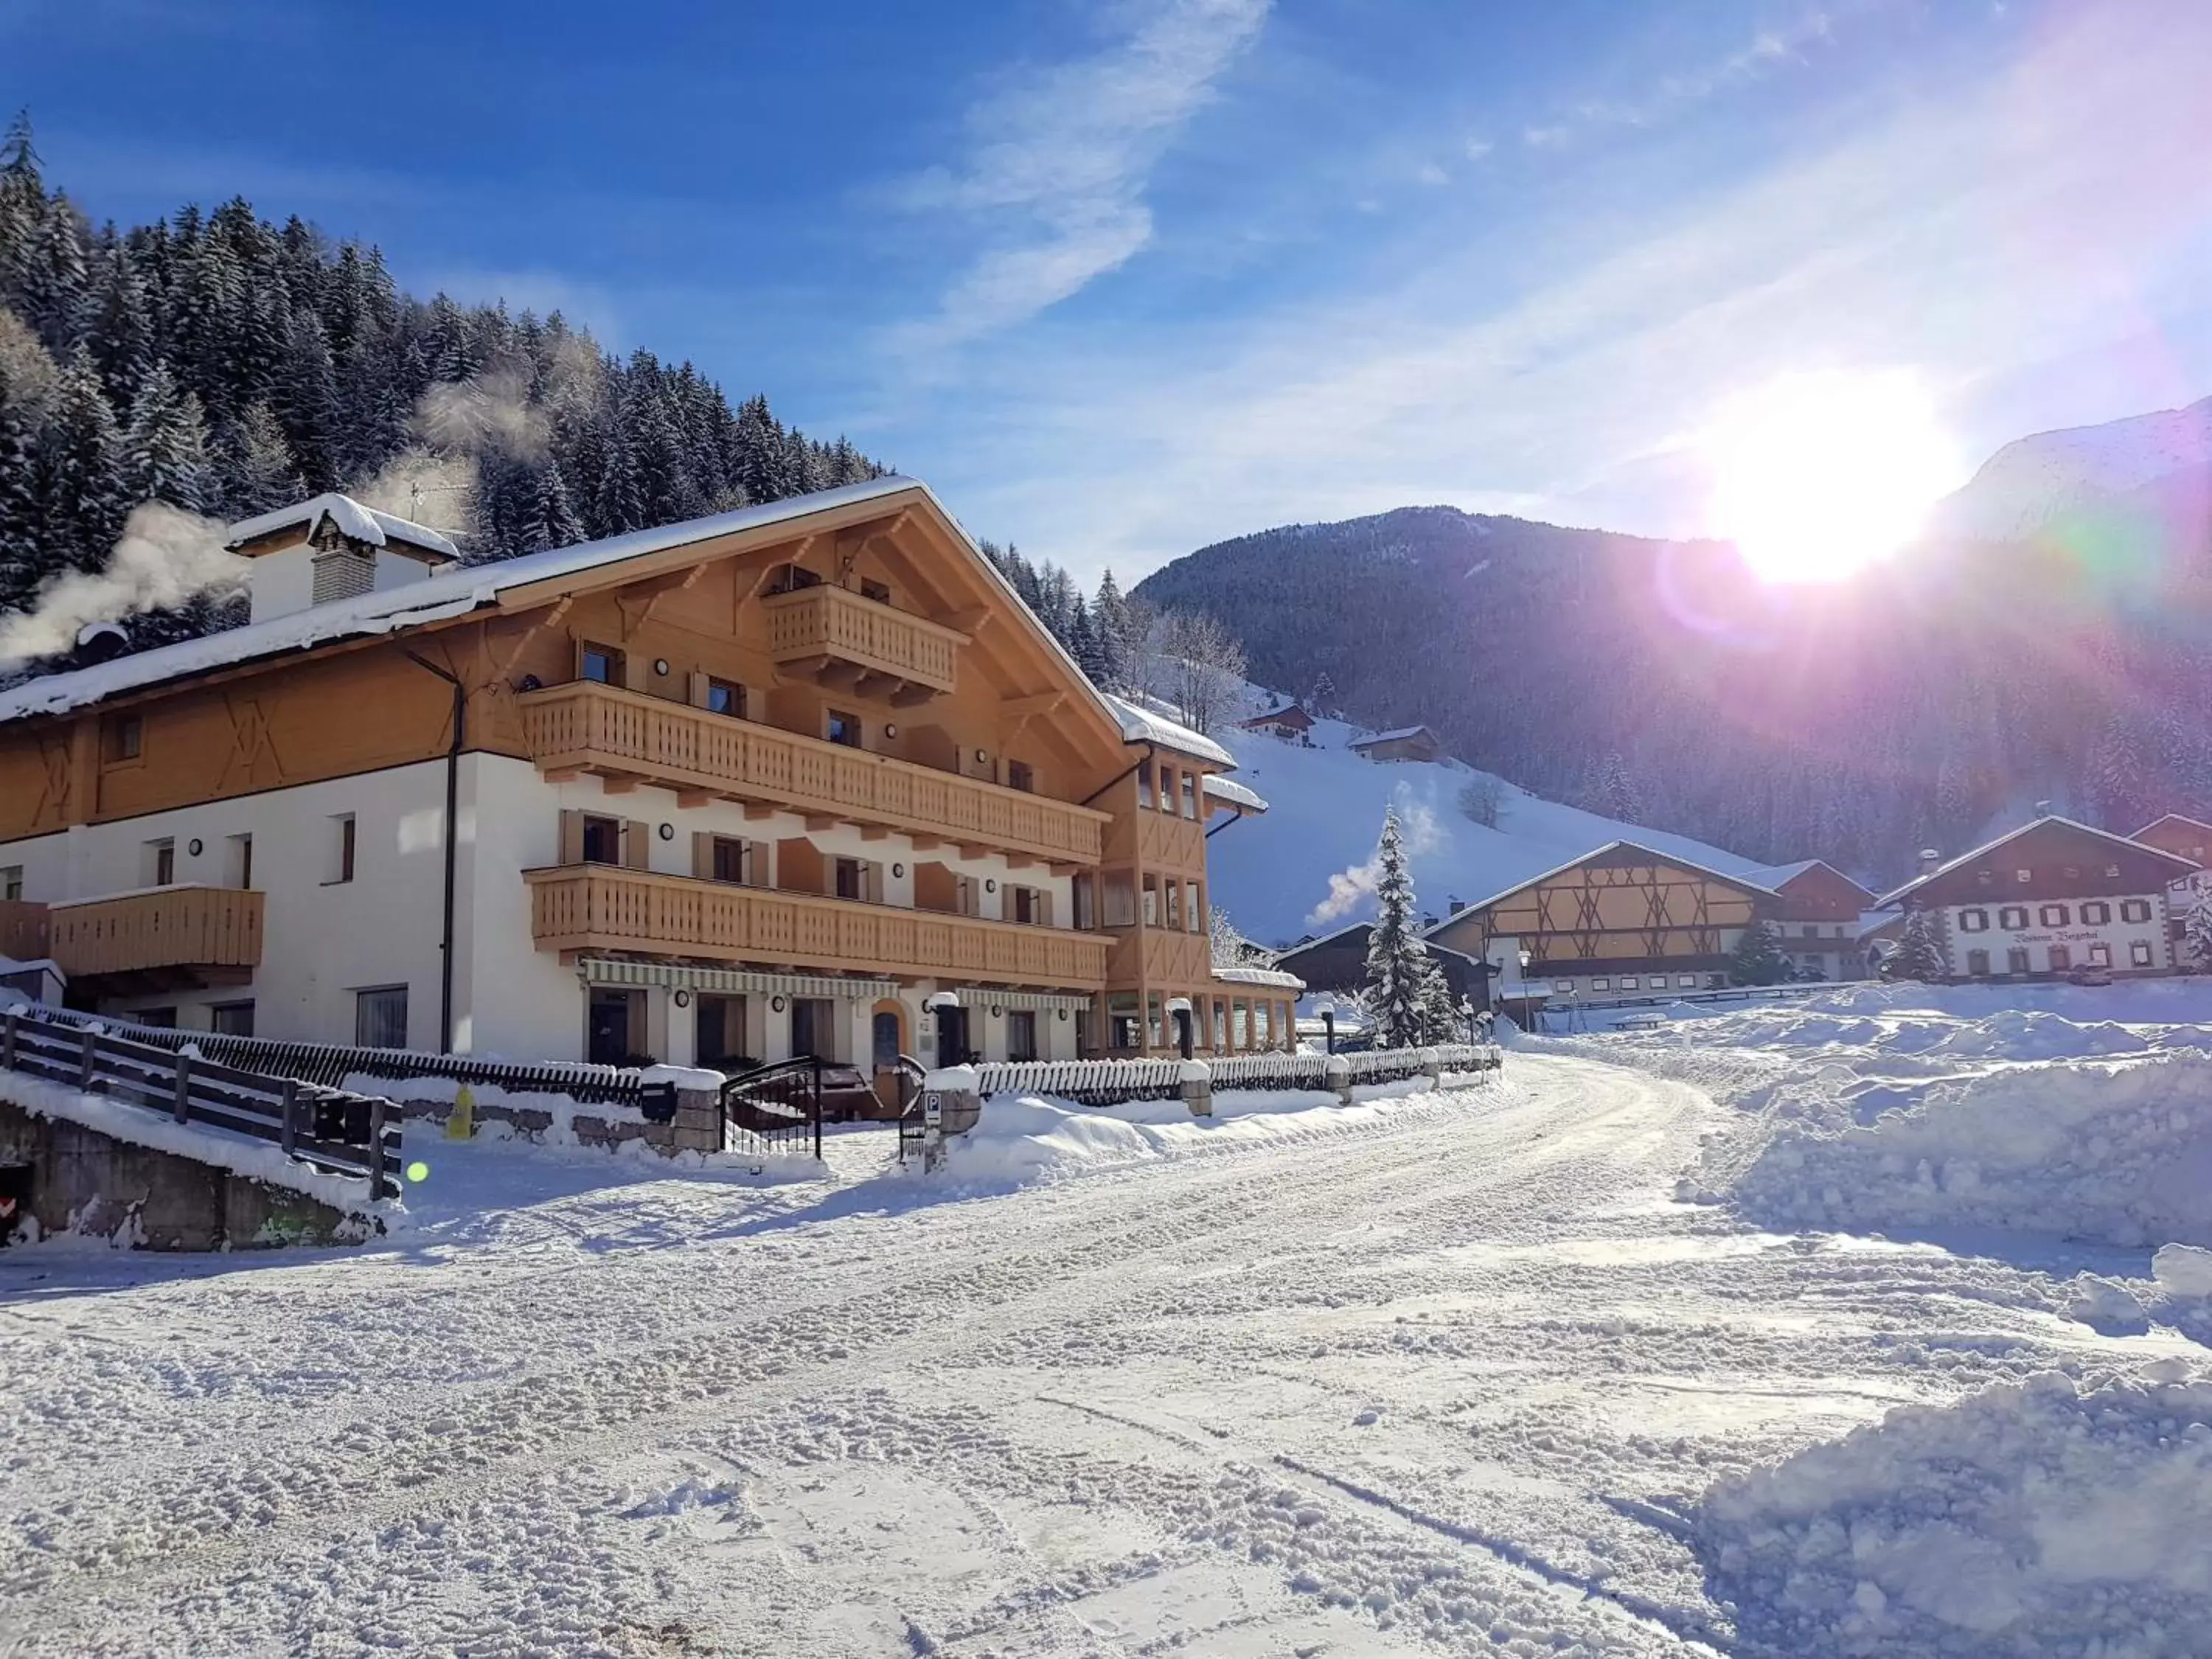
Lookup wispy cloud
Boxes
[890,0,1270,353]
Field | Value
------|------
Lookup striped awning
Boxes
[577,959,899,1002]
[954,986,1094,1015]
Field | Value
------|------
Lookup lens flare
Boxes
[406,1161,431,1183]
[1703,369,1964,584]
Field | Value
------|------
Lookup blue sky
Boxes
[7,0,2211,582]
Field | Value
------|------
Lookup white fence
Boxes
[974,1043,1503,1107]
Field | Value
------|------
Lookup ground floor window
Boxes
[2006,947,2031,975]
[2131,940,2156,967]
[695,993,748,1070]
[2090,943,2112,967]
[356,985,410,1050]
[2048,945,2071,973]
[209,1001,255,1037]
[1966,948,1990,976]
[134,1006,178,1029]
[790,997,836,1060]
[1006,1009,1038,1062]
[586,987,641,1065]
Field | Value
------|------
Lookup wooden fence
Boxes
[0,1007,402,1202]
[975,1043,1503,1107]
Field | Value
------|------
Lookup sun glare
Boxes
[1703,369,1963,584]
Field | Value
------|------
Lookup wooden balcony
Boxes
[762,584,965,703]
[46,886,264,988]
[526,865,1110,991]
[0,899,49,963]
[521,680,1106,866]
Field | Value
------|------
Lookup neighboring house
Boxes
[1427,841,1773,1002]
[1875,816,2199,981]
[1349,725,1443,763]
[1271,921,1492,1008]
[0,478,1292,1070]
[1748,858,1880,980]
[2129,814,2212,951]
[1236,702,1315,742]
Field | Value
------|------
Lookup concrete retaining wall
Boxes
[0,1098,366,1251]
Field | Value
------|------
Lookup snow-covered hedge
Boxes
[1726,1055,2212,1248]
[1695,1366,2212,1658]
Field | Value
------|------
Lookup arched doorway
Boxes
[870,998,909,1115]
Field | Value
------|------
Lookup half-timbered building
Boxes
[0,478,1290,1071]
[1748,859,1880,981]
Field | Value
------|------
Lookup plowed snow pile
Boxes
[1696,1367,2212,1659]
[1727,1054,2212,1248]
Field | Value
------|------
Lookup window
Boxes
[330,814,356,884]
[1147,992,1165,1048]
[1618,975,1639,990]
[1013,885,1041,925]
[2014,869,2032,883]
[2048,945,2072,973]
[1591,977,1611,990]
[144,838,175,887]
[695,994,748,1069]
[1677,974,1697,987]
[1162,880,1180,931]
[767,562,821,593]
[827,709,861,748]
[586,987,641,1065]
[2039,904,2070,928]
[1137,763,1155,810]
[1006,1010,1038,1063]
[227,834,254,890]
[710,836,749,884]
[1071,873,1096,931]
[1102,874,1137,928]
[2090,944,2112,967]
[582,814,622,866]
[2006,947,2031,975]
[2131,940,2155,968]
[0,865,19,901]
[355,986,409,1049]
[1553,980,1575,994]
[1006,759,1034,793]
[860,577,891,605]
[102,714,142,763]
[209,1001,256,1037]
[135,1006,178,1029]
[1108,996,1142,1051]
[2121,898,2153,924]
[1181,772,1198,818]
[1999,905,2028,931]
[1141,877,1160,926]
[1958,908,1989,932]
[706,678,745,718]
[2081,901,2112,925]
[1157,766,1178,816]
[834,858,866,901]
[2105,863,2122,878]
[580,642,624,685]
[1966,948,1991,976]
[1186,881,1203,934]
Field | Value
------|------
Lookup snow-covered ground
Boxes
[5,1024,2205,1658]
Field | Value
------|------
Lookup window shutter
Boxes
[1038,890,1054,928]
[621,652,649,693]
[559,810,585,866]
[868,861,886,904]
[623,820,653,870]
[687,670,712,708]
[693,831,714,879]
[750,839,773,888]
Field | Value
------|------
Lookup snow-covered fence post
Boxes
[1180,1057,1213,1118]
[1419,1046,1443,1091]
[1326,1053,1352,1106]
[919,1063,981,1173]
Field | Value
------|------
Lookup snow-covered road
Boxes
[0,1054,2180,1658]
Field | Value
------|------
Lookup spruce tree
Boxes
[1888,909,1947,982]
[0,325,45,610]
[1728,918,1791,987]
[520,460,584,553]
[119,361,214,513]
[2182,890,2212,973]
[42,347,128,572]
[215,399,302,516]
[1093,570,1133,694]
[1363,807,1454,1046]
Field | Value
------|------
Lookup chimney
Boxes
[1918,847,1941,874]
[2034,800,2053,818]
[71,620,131,667]
[223,493,459,624]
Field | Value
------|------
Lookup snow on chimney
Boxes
[223,493,459,623]
[1918,847,1941,874]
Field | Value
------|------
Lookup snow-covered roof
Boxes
[1212,964,1305,990]
[1874,814,2201,908]
[1203,773,1268,813]
[225,492,462,560]
[2132,813,2212,840]
[1238,703,1308,725]
[0,476,934,729]
[1746,858,1823,888]
[1352,724,1438,747]
[1433,840,1781,934]
[1103,693,1236,768]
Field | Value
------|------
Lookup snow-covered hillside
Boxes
[1204,684,1772,947]
[1933,394,2212,544]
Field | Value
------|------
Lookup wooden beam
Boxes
[602,775,642,795]
[804,814,838,832]
[942,605,990,636]
[957,843,990,860]
[859,826,891,842]
[742,803,779,821]
[909,835,942,852]
[1001,691,1065,720]
[890,684,941,709]
[675,790,718,810]
[542,765,586,784]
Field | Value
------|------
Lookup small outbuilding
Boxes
[1349,725,1443,764]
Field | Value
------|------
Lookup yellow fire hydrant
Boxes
[445,1082,476,1141]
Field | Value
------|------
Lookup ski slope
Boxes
[1204,684,1771,947]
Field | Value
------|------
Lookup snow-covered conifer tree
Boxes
[1363,807,1454,1046]
[2181,889,2212,973]
[1888,909,1947,982]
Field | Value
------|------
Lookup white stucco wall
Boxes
[1938,892,2171,977]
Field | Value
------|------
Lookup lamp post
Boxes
[1165,995,1195,1060]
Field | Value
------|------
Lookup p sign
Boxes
[923,1089,944,1127]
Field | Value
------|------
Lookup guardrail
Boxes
[975,1043,1503,1106]
[0,1005,401,1201]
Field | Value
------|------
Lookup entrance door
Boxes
[588,988,640,1065]
[871,1004,905,1113]
[790,996,836,1060]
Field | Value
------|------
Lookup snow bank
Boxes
[1695,1367,2212,1659]
[0,1068,389,1216]
[1728,1056,2212,1248]
[937,1077,1451,1187]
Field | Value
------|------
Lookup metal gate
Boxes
[718,1057,824,1159]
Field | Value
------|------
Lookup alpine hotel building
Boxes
[0,479,1293,1072]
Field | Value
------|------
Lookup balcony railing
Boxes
[521,680,1106,866]
[526,865,1111,991]
[46,886,265,981]
[763,584,965,700]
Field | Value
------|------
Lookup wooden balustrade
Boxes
[762,584,964,698]
[526,865,1111,991]
[520,680,1105,866]
[46,886,264,980]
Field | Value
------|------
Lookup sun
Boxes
[1702,369,1964,584]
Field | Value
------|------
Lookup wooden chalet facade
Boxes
[1349,725,1442,764]
[1877,817,2198,981]
[1427,842,1770,1003]
[1753,860,1879,981]
[1237,703,1315,742]
[0,479,1292,1071]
